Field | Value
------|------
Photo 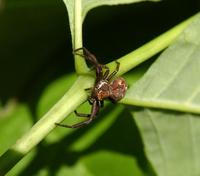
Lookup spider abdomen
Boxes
[110,77,128,102]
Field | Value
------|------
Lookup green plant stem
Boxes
[74,0,89,73]
[12,76,93,154]
[107,14,197,76]
[0,13,198,175]
[0,75,94,175]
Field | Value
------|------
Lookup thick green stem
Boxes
[74,0,89,73]
[0,76,94,174]
[12,76,93,154]
[107,14,197,76]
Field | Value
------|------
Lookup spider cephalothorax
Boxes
[56,47,127,128]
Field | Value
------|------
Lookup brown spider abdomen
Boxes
[109,77,128,102]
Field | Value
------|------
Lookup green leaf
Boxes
[81,150,144,176]
[122,13,200,114]
[132,109,200,176]
[0,104,32,155]
[123,12,200,176]
[0,102,34,176]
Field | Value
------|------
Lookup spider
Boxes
[56,47,127,128]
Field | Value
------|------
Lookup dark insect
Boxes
[56,47,127,128]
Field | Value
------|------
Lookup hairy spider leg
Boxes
[95,64,104,81]
[94,64,111,83]
[74,47,114,83]
[83,88,94,106]
[74,47,99,66]
[73,48,86,58]
[55,110,90,128]
[75,99,102,114]
[102,66,110,80]
[74,47,105,80]
[88,98,93,105]
[56,100,100,128]
[73,48,98,67]
[107,61,120,81]
[74,110,91,117]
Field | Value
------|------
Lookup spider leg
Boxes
[107,61,120,81]
[74,47,99,65]
[80,48,105,80]
[74,47,104,79]
[102,65,109,69]
[102,65,110,80]
[85,88,93,98]
[95,64,104,81]
[82,47,99,65]
[88,98,93,105]
[74,110,91,117]
[73,47,85,58]
[55,113,92,128]
[74,47,85,52]
[56,118,93,128]
[55,100,100,128]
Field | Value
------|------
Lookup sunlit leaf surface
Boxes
[123,13,200,114]
[133,109,200,176]
[125,14,200,176]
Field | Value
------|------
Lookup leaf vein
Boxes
[145,109,167,176]
[184,85,200,105]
